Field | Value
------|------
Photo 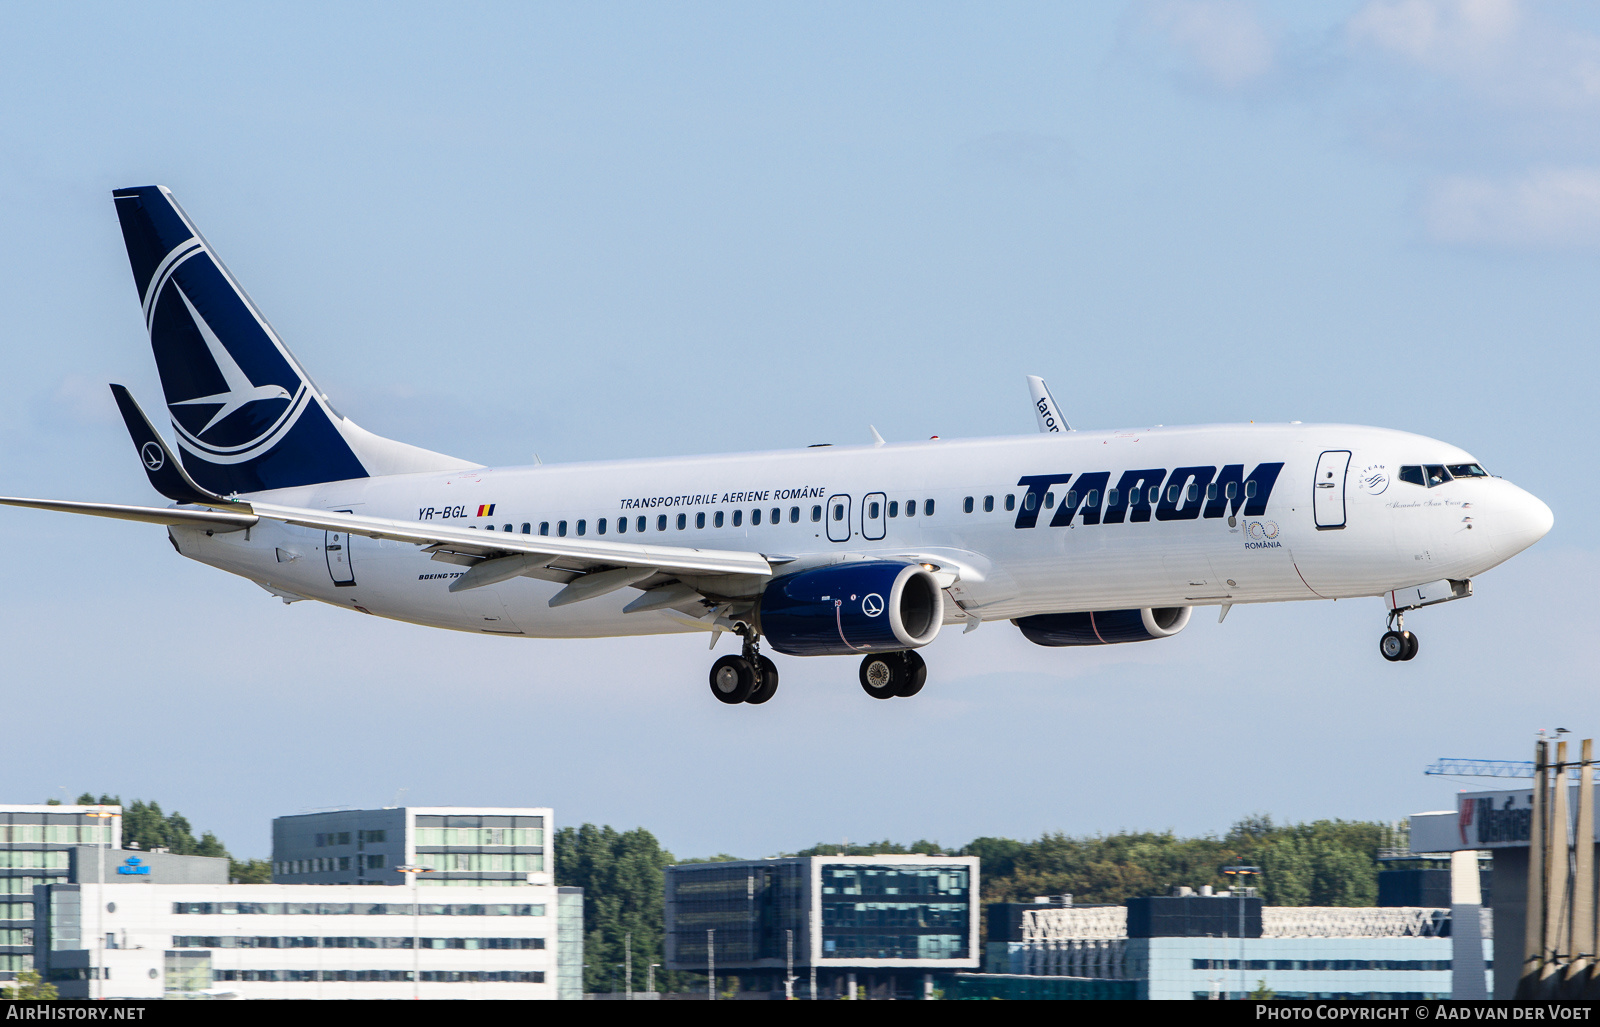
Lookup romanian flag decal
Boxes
[477,504,496,517]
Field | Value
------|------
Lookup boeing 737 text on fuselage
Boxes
[0,187,1556,703]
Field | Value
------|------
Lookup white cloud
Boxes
[1348,0,1520,69]
[1143,1,1277,90]
[1424,167,1600,247]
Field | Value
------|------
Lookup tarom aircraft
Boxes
[2,187,1556,703]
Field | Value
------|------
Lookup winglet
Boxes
[1027,375,1070,433]
[109,384,231,505]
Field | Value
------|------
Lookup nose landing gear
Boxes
[1379,611,1419,662]
[708,629,780,704]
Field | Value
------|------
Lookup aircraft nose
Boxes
[1484,483,1553,562]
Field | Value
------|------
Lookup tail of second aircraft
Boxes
[111,185,476,496]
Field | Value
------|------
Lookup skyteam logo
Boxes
[143,242,313,465]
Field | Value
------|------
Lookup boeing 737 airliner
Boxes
[1,187,1555,703]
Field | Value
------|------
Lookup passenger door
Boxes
[1313,450,1351,530]
[827,494,852,542]
[862,493,886,541]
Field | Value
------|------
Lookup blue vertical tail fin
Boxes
[112,185,476,495]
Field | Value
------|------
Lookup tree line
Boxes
[55,794,270,882]
[557,814,1398,993]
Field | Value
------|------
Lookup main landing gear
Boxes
[1379,610,1419,663]
[709,630,779,705]
[859,650,927,699]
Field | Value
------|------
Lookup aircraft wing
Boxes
[0,494,775,608]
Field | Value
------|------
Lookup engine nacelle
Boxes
[1013,606,1192,647]
[758,561,944,657]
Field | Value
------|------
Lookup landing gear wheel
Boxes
[1400,631,1419,661]
[859,653,901,699]
[1380,631,1407,662]
[710,655,756,703]
[894,650,927,697]
[746,655,780,704]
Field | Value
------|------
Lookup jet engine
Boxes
[758,561,944,656]
[1013,606,1192,646]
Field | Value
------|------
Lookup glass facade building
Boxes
[0,805,119,980]
[664,855,979,998]
[271,807,550,888]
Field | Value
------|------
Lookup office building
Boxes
[0,804,121,980]
[664,854,979,999]
[39,882,564,999]
[982,892,1489,1000]
[271,807,551,887]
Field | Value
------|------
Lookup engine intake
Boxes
[759,561,943,657]
[1013,606,1192,647]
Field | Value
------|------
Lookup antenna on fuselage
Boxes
[1027,376,1070,433]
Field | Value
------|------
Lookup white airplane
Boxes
[2,186,1555,704]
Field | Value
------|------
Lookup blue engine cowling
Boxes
[758,561,944,657]
[1013,606,1192,646]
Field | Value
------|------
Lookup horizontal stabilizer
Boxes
[0,496,258,530]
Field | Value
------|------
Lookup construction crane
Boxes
[1424,758,1535,778]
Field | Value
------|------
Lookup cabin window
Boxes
[677,513,687,530]
[983,495,994,512]
[831,504,843,522]
[1226,482,1238,500]
[1398,466,1425,486]
[1206,483,1218,501]
[732,509,742,526]
[1148,486,1159,505]
[889,501,899,518]
[1066,491,1077,507]
[1044,492,1055,508]
[1425,465,1452,487]
[598,518,607,535]
[1086,489,1100,508]
[485,524,494,531]
[714,511,724,528]
[617,517,627,534]
[576,520,586,536]
[924,499,934,516]
[1107,488,1118,507]
[771,508,781,524]
[1449,463,1489,478]
[1168,485,1179,503]
[1245,481,1258,499]
[963,496,973,513]
[696,512,706,529]
[790,507,800,523]
[637,516,647,532]
[752,508,762,526]
[1024,493,1037,512]
[521,523,531,534]
[1187,483,1199,502]
[657,515,667,531]
[503,524,512,533]
[868,502,880,519]
[539,522,549,536]
[812,505,823,522]
[905,500,917,517]
[557,520,567,537]
[1005,494,1016,511]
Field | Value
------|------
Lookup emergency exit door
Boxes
[1313,450,1351,530]
[827,494,852,542]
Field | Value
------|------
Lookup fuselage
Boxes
[171,422,1553,642]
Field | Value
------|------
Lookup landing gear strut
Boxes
[708,628,780,704]
[1379,610,1419,663]
[859,650,927,699]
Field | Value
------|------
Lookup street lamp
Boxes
[395,865,435,999]
[84,806,117,1000]
[1221,866,1261,1000]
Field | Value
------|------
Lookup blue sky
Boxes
[3,1,1598,861]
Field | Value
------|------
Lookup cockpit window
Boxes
[1425,465,1451,487]
[1447,463,1488,478]
[1399,466,1425,487]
